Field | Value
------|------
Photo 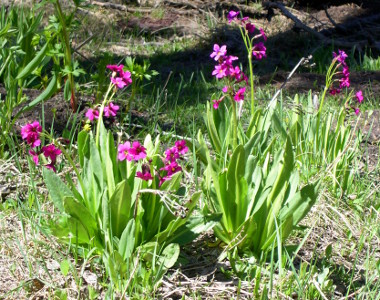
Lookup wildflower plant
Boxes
[192,11,319,265]
[286,50,362,195]
[42,65,218,292]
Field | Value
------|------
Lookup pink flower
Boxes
[107,64,124,73]
[259,28,267,41]
[21,121,42,148]
[45,162,57,173]
[342,65,350,77]
[174,140,188,155]
[233,87,246,102]
[339,76,350,89]
[212,97,223,109]
[121,70,132,86]
[355,90,363,103]
[85,108,99,121]
[212,64,228,79]
[128,141,147,161]
[224,55,239,65]
[354,108,360,115]
[160,161,182,176]
[118,141,132,161]
[333,50,348,64]
[210,44,227,61]
[227,10,240,23]
[246,23,255,33]
[104,102,119,117]
[111,77,128,89]
[229,66,241,80]
[252,42,266,60]
[136,164,153,181]
[222,86,229,93]
[165,147,180,162]
[29,149,39,165]
[42,144,62,162]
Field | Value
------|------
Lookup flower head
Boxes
[246,23,255,33]
[355,90,363,103]
[42,144,62,162]
[107,64,124,73]
[333,50,348,64]
[210,44,227,61]
[136,164,153,181]
[227,10,240,23]
[259,28,267,41]
[160,161,182,176]
[104,102,119,117]
[212,64,228,79]
[165,147,180,163]
[174,140,188,155]
[118,141,132,161]
[233,87,246,102]
[128,141,147,161]
[339,76,350,89]
[252,42,266,60]
[212,97,223,109]
[111,77,128,89]
[85,108,99,121]
[29,149,39,165]
[45,162,57,173]
[21,121,42,148]
[121,70,132,86]
[329,88,341,95]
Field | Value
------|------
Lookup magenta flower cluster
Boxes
[21,121,62,172]
[85,102,120,122]
[117,139,188,186]
[107,64,132,89]
[227,10,267,60]
[329,50,363,115]
[210,44,249,109]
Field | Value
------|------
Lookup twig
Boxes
[262,1,366,48]
[267,55,310,108]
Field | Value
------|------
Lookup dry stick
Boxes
[262,1,366,48]
[91,0,153,13]
[267,55,310,108]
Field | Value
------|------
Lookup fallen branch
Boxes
[262,1,366,48]
[91,1,153,13]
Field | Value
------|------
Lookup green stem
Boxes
[55,0,76,111]
[95,83,114,146]
[231,98,238,149]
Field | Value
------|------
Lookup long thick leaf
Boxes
[118,219,135,260]
[43,167,73,212]
[109,180,132,238]
[63,196,100,246]
[16,41,49,80]
[14,72,57,120]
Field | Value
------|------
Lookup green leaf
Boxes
[109,180,132,238]
[64,196,99,244]
[118,219,135,260]
[14,72,57,120]
[63,78,71,101]
[159,243,179,269]
[60,259,70,277]
[16,41,49,80]
[43,167,73,212]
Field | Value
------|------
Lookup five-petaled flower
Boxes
[42,144,62,162]
[174,140,189,155]
[21,121,42,148]
[210,44,227,61]
[233,87,246,102]
[104,102,120,117]
[85,108,99,121]
[165,147,180,163]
